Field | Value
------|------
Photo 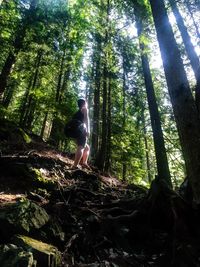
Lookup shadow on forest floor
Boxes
[0,118,200,267]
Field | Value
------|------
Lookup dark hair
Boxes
[77,98,86,108]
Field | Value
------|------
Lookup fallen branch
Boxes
[63,234,78,254]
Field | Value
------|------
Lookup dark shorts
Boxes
[76,132,87,147]
[75,124,87,147]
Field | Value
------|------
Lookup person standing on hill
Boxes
[71,98,90,169]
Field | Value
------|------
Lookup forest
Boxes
[0,0,200,266]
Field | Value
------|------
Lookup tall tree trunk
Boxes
[25,95,36,129]
[2,81,15,108]
[19,76,33,125]
[122,62,126,128]
[122,164,127,182]
[59,65,71,103]
[0,52,16,95]
[91,35,102,163]
[104,76,111,172]
[97,0,110,171]
[98,62,108,171]
[122,62,127,181]
[56,51,66,102]
[141,108,152,184]
[40,112,48,139]
[0,0,37,95]
[150,0,200,203]
[184,0,200,40]
[136,17,172,187]
[20,49,43,128]
[49,48,72,146]
[169,0,200,111]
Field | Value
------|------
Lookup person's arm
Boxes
[83,108,90,136]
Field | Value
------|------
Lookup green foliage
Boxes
[0,0,186,187]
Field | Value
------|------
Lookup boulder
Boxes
[40,218,65,245]
[0,199,49,238]
[0,161,56,192]
[0,244,35,267]
[14,235,61,267]
[0,118,31,147]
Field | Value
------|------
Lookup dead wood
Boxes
[105,210,139,222]
[1,131,200,266]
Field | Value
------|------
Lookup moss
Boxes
[19,128,32,144]
[14,235,62,267]
[0,163,56,192]
[0,199,49,234]
[31,168,56,191]
[0,244,35,267]
[0,118,32,145]
[35,188,50,198]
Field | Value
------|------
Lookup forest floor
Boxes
[0,118,200,267]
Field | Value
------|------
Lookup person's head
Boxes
[77,98,87,109]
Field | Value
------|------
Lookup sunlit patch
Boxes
[168,12,176,25]
[68,0,76,7]
[0,193,25,204]
[100,175,123,187]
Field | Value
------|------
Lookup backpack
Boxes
[64,119,85,138]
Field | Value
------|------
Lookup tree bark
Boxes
[184,0,200,40]
[104,76,111,172]
[20,49,43,128]
[141,108,152,184]
[56,51,66,102]
[98,62,108,171]
[50,52,72,146]
[136,17,172,188]
[0,52,16,95]
[59,65,71,103]
[0,0,37,95]
[169,0,200,111]
[97,0,110,171]
[149,0,200,203]
[122,62,126,128]
[19,76,34,126]
[121,61,127,181]
[122,164,127,182]
[91,36,101,161]
[2,80,16,108]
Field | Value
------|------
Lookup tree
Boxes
[19,49,43,128]
[184,0,200,40]
[135,10,172,187]
[91,33,102,162]
[97,0,110,172]
[149,0,200,203]
[168,0,200,111]
[0,0,37,95]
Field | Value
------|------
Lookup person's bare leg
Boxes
[73,146,84,167]
[82,144,90,166]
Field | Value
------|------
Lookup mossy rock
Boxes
[0,199,49,237]
[0,162,56,192]
[30,168,56,191]
[40,218,65,246]
[0,118,31,145]
[0,244,35,267]
[13,235,62,267]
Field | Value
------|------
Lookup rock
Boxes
[0,118,31,146]
[0,199,49,238]
[13,235,62,267]
[30,168,56,191]
[41,218,65,245]
[0,161,56,192]
[0,244,35,267]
